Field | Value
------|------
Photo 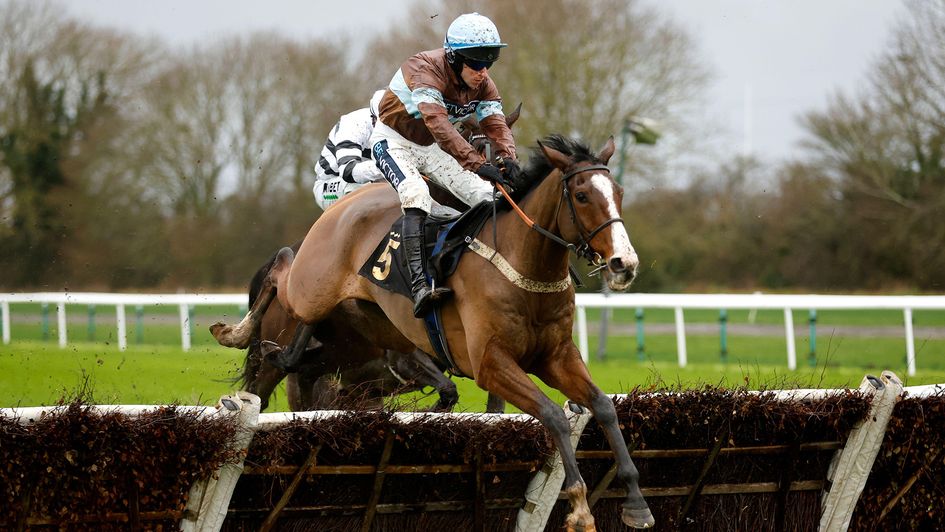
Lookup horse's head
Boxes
[538,136,640,291]
[457,103,522,157]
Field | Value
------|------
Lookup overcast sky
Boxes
[64,0,906,164]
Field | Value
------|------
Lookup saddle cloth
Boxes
[358,201,494,298]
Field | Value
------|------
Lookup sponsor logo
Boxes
[373,141,404,189]
[445,99,480,121]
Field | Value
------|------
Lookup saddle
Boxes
[358,201,495,376]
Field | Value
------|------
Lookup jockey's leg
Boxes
[371,131,452,317]
[418,143,496,208]
[402,207,452,316]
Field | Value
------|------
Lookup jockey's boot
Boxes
[403,208,452,318]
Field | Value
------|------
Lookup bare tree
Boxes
[0,0,163,287]
[801,0,945,288]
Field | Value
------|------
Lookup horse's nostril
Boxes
[609,256,626,273]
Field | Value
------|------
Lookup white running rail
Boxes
[2,292,944,375]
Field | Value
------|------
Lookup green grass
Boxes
[3,339,944,413]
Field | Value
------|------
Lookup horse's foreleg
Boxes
[536,348,654,529]
[475,342,596,531]
[210,246,294,348]
[248,360,287,412]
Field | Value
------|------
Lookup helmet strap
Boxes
[447,53,466,85]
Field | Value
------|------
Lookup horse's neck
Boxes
[492,172,571,281]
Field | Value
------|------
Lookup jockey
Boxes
[312,89,387,211]
[370,12,526,318]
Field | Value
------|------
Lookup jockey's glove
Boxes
[501,157,528,190]
[476,163,505,185]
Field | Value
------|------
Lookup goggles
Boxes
[463,57,494,71]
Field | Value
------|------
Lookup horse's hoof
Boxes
[565,523,595,532]
[261,341,297,373]
[621,506,655,529]
[209,322,249,348]
[209,322,226,338]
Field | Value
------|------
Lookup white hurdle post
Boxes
[181,392,260,532]
[819,371,903,531]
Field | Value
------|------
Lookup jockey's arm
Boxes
[414,88,485,172]
[478,109,517,161]
[334,110,383,184]
[341,158,384,184]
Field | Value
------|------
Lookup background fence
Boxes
[3,292,944,375]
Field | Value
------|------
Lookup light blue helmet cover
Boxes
[443,13,508,53]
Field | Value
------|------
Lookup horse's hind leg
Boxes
[265,322,316,373]
[535,347,654,529]
[387,349,458,412]
[210,247,294,348]
[485,393,506,413]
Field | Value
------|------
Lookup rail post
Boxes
[116,304,127,351]
[808,309,817,367]
[87,305,96,341]
[635,307,645,361]
[719,309,728,364]
[56,302,67,348]
[903,308,916,376]
[576,305,589,363]
[784,308,797,370]
[135,305,145,345]
[1,300,9,344]
[180,303,192,352]
[41,303,49,341]
[675,307,687,367]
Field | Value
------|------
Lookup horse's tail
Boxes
[237,240,304,389]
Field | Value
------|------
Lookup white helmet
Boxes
[369,89,385,118]
[443,13,506,63]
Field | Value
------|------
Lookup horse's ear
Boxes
[538,139,571,171]
[505,103,522,128]
[598,136,617,165]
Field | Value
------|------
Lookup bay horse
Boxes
[212,134,652,529]
[237,107,521,413]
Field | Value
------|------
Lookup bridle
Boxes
[558,163,625,267]
[496,161,626,271]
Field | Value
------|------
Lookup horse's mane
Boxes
[514,134,599,198]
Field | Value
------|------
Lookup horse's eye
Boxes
[575,192,589,203]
